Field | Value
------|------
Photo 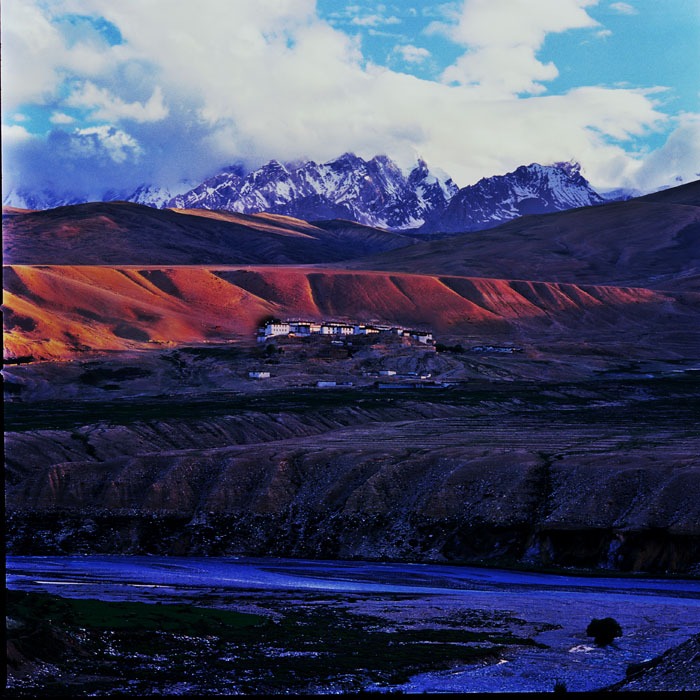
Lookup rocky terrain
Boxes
[6,339,700,573]
[604,633,700,692]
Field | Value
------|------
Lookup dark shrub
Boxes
[586,617,622,646]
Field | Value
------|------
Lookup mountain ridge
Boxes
[418,160,605,233]
[4,155,617,233]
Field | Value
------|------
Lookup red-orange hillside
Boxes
[4,265,698,360]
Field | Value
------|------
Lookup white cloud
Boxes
[2,124,33,145]
[66,82,168,123]
[394,44,431,64]
[71,125,143,163]
[50,112,76,124]
[597,29,613,38]
[0,0,121,113]
[610,2,637,15]
[368,28,405,37]
[438,0,600,97]
[12,113,28,122]
[351,14,401,27]
[422,3,461,20]
[628,115,700,190]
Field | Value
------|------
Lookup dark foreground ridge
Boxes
[603,633,700,692]
[7,372,700,574]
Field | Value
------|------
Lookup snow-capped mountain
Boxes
[125,180,198,208]
[3,156,611,234]
[599,187,644,202]
[168,154,458,230]
[164,165,248,210]
[2,188,87,210]
[419,161,606,233]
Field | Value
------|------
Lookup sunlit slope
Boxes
[2,202,414,265]
[5,265,699,359]
[344,181,700,291]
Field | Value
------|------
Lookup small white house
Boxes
[263,322,290,337]
[321,323,354,335]
[379,370,397,376]
[249,370,271,379]
[317,380,337,387]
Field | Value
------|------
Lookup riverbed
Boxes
[7,556,700,693]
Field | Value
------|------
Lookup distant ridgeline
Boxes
[257,320,434,345]
[3,155,612,234]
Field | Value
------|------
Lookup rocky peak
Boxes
[553,159,582,178]
[420,161,605,234]
[329,152,365,171]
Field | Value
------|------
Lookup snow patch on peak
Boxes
[553,159,582,177]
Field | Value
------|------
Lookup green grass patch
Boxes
[7,589,265,636]
[6,589,517,694]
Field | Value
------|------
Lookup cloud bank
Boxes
[1,0,697,201]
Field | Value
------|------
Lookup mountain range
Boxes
[419,160,605,233]
[3,154,614,234]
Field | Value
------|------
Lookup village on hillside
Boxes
[257,319,434,345]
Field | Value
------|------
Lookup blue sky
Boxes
[2,0,699,201]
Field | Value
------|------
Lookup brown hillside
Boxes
[343,181,700,291]
[2,202,414,265]
[4,265,699,360]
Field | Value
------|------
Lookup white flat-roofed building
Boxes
[321,323,354,335]
[249,370,271,379]
[263,322,290,337]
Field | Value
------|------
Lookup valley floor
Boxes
[6,556,700,695]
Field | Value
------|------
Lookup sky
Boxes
[2,0,699,201]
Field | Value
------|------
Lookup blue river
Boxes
[7,555,700,693]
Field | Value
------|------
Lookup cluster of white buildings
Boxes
[257,320,433,345]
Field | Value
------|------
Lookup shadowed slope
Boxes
[2,202,414,265]
[344,181,700,291]
[4,265,699,360]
